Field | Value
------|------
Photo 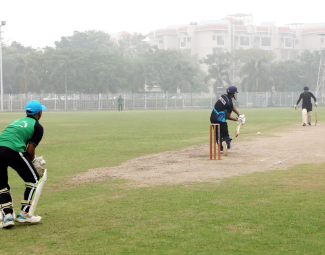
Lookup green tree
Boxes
[298,50,321,91]
[55,30,114,52]
[145,49,206,93]
[202,52,233,93]
[269,60,303,92]
[115,33,152,58]
[240,58,271,92]
[15,57,40,93]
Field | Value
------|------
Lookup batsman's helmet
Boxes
[227,86,238,95]
[304,86,309,90]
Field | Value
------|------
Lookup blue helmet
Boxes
[304,86,309,90]
[227,86,238,94]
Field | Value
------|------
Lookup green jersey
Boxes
[0,116,44,152]
[118,98,123,105]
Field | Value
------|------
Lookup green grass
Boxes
[1,107,325,254]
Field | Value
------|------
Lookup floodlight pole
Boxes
[315,34,325,102]
[0,21,5,112]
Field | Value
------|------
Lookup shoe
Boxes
[222,141,228,156]
[16,212,42,223]
[303,123,306,126]
[308,123,311,126]
[0,214,14,229]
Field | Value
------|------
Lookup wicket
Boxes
[210,124,221,160]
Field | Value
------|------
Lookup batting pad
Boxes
[308,111,312,123]
[302,109,307,124]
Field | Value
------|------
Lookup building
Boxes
[146,14,325,61]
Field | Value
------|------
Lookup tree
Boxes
[202,52,233,93]
[144,49,206,93]
[55,30,114,52]
[298,50,321,91]
[115,33,152,58]
[240,58,271,92]
[15,57,40,93]
[269,60,303,92]
[202,49,275,94]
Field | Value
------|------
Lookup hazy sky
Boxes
[0,0,324,48]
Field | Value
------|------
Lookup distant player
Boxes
[295,86,318,126]
[0,100,46,229]
[117,95,123,112]
[210,86,244,156]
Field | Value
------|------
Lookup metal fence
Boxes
[0,91,315,112]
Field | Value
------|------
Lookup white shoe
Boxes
[0,214,14,229]
[222,141,228,156]
[15,212,42,223]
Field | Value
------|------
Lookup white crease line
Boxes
[260,158,269,162]
[267,156,294,168]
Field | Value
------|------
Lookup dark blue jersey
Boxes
[296,92,316,106]
[210,94,233,122]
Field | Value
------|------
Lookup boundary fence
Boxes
[0,91,316,112]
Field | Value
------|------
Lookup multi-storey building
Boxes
[146,14,325,61]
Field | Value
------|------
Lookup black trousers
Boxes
[210,119,230,148]
[0,146,40,216]
[118,104,123,111]
[302,103,312,112]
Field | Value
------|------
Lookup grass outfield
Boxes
[1,108,325,254]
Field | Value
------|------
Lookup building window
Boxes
[217,36,224,45]
[159,40,163,44]
[295,39,299,44]
[187,37,191,42]
[285,38,292,48]
[240,36,250,46]
[212,35,216,41]
[321,38,325,44]
[213,48,222,54]
[261,37,271,46]
[180,38,186,47]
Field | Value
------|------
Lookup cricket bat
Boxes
[28,169,47,217]
[315,107,318,126]
[235,119,243,137]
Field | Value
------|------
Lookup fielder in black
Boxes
[295,86,317,126]
[210,86,244,156]
[0,100,46,229]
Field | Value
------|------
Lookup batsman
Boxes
[295,86,318,126]
[0,100,47,229]
[210,86,245,156]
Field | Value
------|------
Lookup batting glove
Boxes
[315,102,318,107]
[238,115,246,125]
[294,105,298,110]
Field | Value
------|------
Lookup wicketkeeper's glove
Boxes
[32,156,46,177]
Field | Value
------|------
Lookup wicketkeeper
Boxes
[0,100,46,229]
[210,86,244,156]
[295,86,317,126]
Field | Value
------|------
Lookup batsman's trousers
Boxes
[0,146,40,215]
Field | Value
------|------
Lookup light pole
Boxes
[315,34,325,101]
[0,21,6,112]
